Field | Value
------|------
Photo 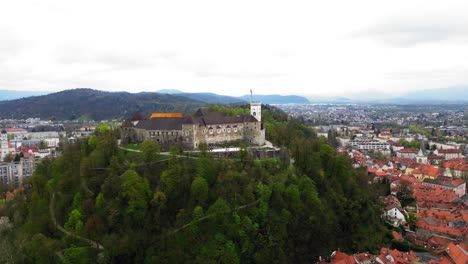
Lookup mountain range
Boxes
[307,87,468,103]
[155,89,310,104]
[0,86,465,120]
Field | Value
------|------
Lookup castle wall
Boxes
[122,103,266,150]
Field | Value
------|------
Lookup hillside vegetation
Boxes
[0,106,387,263]
[0,89,205,120]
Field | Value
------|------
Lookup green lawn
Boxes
[122,143,142,151]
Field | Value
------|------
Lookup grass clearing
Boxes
[122,143,142,151]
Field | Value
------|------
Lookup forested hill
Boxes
[0,88,205,120]
[0,105,388,263]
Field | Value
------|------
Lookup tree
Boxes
[152,191,167,209]
[3,154,13,162]
[197,156,216,185]
[405,212,417,231]
[141,139,160,162]
[64,209,84,233]
[120,170,151,221]
[24,233,59,263]
[62,246,89,264]
[191,177,209,205]
[38,141,48,149]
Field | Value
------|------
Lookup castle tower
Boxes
[250,102,261,122]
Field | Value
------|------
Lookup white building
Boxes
[385,206,406,227]
[350,139,390,151]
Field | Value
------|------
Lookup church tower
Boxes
[250,102,261,122]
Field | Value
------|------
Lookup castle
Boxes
[121,102,265,150]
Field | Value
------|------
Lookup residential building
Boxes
[0,157,39,187]
[434,148,463,160]
[422,176,466,197]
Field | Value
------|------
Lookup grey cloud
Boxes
[0,28,27,63]
[353,18,468,46]
[272,51,296,58]
[385,66,468,81]
[195,70,287,79]
[55,47,179,70]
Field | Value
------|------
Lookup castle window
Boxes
[234,127,238,132]
[217,129,221,134]
[227,127,231,133]
[253,112,256,116]
[209,128,213,134]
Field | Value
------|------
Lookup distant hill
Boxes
[308,96,351,103]
[0,88,205,120]
[400,86,468,102]
[238,94,310,104]
[352,87,468,104]
[156,90,246,104]
[0,90,50,101]
[178,92,246,104]
[156,89,184,94]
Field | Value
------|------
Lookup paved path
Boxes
[119,146,142,153]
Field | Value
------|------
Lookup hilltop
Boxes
[0,106,387,263]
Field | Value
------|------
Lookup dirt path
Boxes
[49,192,103,250]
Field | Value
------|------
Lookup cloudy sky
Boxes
[1,0,468,98]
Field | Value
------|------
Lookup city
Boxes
[1,101,467,263]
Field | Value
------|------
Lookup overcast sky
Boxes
[1,0,468,98]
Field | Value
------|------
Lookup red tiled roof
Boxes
[416,219,463,236]
[392,231,404,241]
[446,242,468,264]
[393,157,418,165]
[444,159,468,172]
[399,149,418,154]
[5,128,27,133]
[379,248,419,264]
[418,164,443,177]
[375,171,386,177]
[423,176,466,188]
[330,251,355,264]
[399,175,417,184]
[438,149,462,154]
